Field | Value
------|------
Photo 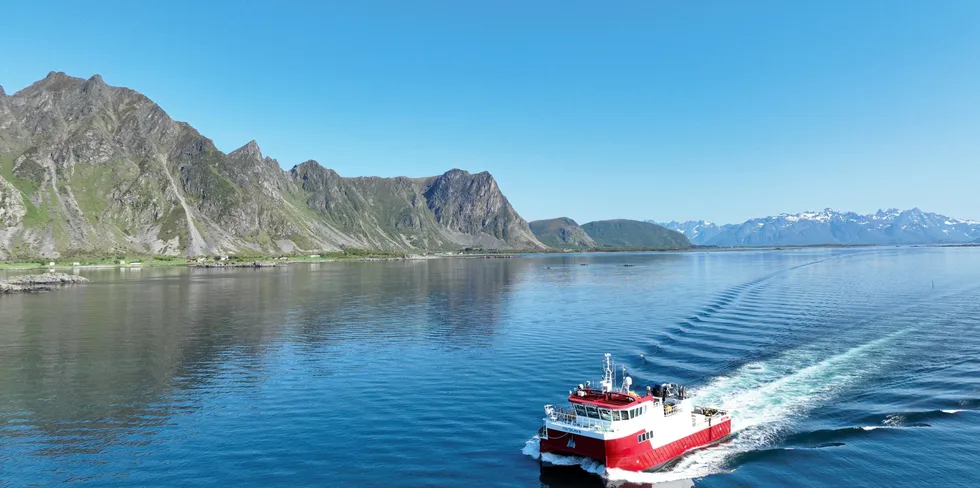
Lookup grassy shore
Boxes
[0,249,411,270]
[4,243,935,271]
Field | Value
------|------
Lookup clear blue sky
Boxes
[2,1,978,224]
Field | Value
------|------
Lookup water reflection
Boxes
[539,465,607,488]
[287,258,526,349]
[0,259,527,463]
[4,249,977,486]
[538,465,695,488]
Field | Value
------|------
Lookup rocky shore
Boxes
[0,273,90,294]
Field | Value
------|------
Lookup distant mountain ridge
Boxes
[655,208,980,246]
[528,218,690,250]
[528,217,596,249]
[0,72,545,258]
[579,219,690,250]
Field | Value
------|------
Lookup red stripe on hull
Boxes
[609,420,731,471]
[541,419,731,472]
[540,429,608,461]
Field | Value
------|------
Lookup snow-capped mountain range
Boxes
[654,208,980,246]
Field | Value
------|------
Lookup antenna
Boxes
[601,353,614,392]
[620,365,632,393]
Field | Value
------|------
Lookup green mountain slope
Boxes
[529,217,596,248]
[0,72,544,258]
[581,219,691,249]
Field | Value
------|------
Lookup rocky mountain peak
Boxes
[0,85,6,97]
[437,168,494,182]
[30,71,78,93]
[16,73,117,104]
[291,159,333,175]
[661,207,980,246]
[421,168,543,248]
[0,72,547,257]
[81,73,108,97]
[874,208,901,219]
[425,169,499,210]
[290,160,341,191]
[229,140,263,161]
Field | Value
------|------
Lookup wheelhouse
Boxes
[569,401,651,422]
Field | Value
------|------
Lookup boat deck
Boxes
[568,389,654,409]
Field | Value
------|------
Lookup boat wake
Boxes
[522,437,606,476]
[524,328,916,485]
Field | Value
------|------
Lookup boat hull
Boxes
[540,419,732,473]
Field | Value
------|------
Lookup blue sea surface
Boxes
[1,248,978,487]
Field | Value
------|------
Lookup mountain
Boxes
[0,72,544,258]
[580,219,691,250]
[528,217,596,249]
[659,208,980,246]
[650,220,726,245]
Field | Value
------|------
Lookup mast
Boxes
[601,353,614,392]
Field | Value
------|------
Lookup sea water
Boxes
[1,248,978,487]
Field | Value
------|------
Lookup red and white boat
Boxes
[538,354,731,472]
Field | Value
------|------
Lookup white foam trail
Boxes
[605,328,915,485]
[521,436,540,458]
[523,436,606,475]
[526,328,914,485]
[883,414,903,426]
[941,409,963,414]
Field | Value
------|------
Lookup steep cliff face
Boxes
[423,169,543,249]
[0,72,544,258]
[0,177,25,226]
[290,162,545,251]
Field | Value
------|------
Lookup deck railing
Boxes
[545,405,617,433]
[693,407,728,418]
[663,406,682,417]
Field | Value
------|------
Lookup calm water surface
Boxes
[1,248,978,487]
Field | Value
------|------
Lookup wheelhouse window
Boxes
[586,406,599,419]
[574,405,587,417]
[612,410,622,421]
[599,409,612,421]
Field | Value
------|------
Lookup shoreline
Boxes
[0,256,429,271]
[1,243,973,272]
[0,253,479,271]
